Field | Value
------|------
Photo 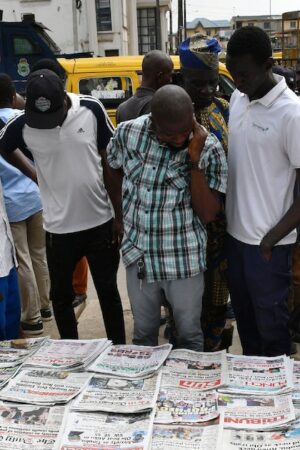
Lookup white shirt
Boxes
[0,94,114,234]
[226,75,300,245]
[0,179,17,277]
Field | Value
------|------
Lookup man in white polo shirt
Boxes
[225,26,300,356]
[0,69,125,343]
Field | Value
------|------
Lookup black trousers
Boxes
[46,219,125,343]
[226,234,291,356]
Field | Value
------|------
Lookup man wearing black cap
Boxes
[0,69,125,343]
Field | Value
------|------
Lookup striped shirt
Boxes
[107,114,227,282]
[0,94,114,234]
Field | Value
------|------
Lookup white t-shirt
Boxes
[226,75,300,245]
[0,94,114,234]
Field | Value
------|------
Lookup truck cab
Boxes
[0,16,60,93]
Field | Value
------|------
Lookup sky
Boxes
[171,0,300,23]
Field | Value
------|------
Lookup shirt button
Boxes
[147,188,150,192]
[152,167,156,170]
[145,211,148,214]
[145,230,148,233]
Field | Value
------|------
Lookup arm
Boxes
[188,120,221,224]
[260,169,300,261]
[1,148,37,183]
[100,148,124,246]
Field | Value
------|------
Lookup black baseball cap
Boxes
[25,69,66,129]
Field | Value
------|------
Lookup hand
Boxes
[260,238,273,262]
[112,217,123,248]
[188,118,208,162]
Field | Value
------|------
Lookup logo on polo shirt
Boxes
[35,97,51,112]
[77,128,85,133]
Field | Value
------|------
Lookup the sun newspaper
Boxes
[155,369,219,424]
[57,410,154,450]
[88,344,172,378]
[163,349,228,391]
[0,401,65,449]
[72,372,161,413]
[0,369,92,405]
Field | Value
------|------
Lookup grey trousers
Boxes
[126,264,204,351]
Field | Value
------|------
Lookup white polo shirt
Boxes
[226,75,300,245]
[0,94,113,234]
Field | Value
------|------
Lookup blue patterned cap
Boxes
[179,35,221,70]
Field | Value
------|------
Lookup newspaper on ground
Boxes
[164,349,228,390]
[57,410,154,450]
[155,370,219,424]
[0,369,92,405]
[292,361,300,405]
[72,372,161,413]
[219,354,293,395]
[88,344,172,378]
[0,401,66,449]
[23,339,110,371]
[151,422,220,450]
[0,365,22,389]
[217,393,295,430]
[0,337,47,368]
[217,416,300,450]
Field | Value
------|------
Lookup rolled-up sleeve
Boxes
[106,127,124,170]
[199,133,228,194]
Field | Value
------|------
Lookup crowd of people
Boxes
[0,25,299,358]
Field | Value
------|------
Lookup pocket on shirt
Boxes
[165,161,188,190]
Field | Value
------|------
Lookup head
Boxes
[30,58,66,83]
[142,50,174,90]
[0,73,16,108]
[151,84,194,151]
[25,69,68,129]
[226,26,274,99]
[179,36,221,108]
[272,65,296,91]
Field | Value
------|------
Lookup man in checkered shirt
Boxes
[107,85,227,350]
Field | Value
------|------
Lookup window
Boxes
[13,35,41,55]
[95,0,112,32]
[79,76,133,108]
[291,21,297,28]
[105,49,119,56]
[263,22,271,30]
[137,8,157,54]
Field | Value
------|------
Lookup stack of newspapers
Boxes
[0,337,298,449]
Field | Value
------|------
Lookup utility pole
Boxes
[183,0,187,40]
[169,8,174,54]
[156,0,162,50]
[178,0,183,45]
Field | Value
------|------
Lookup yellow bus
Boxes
[58,55,234,125]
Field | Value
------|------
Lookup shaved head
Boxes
[151,85,193,124]
[151,85,194,150]
[142,50,173,90]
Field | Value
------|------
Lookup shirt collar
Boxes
[238,74,287,107]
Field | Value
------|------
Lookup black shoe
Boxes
[21,320,43,335]
[40,308,52,322]
[72,293,87,308]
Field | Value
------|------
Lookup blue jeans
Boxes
[46,220,125,343]
[0,266,21,340]
[126,263,204,350]
[226,234,292,356]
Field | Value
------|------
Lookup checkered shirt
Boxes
[107,115,227,282]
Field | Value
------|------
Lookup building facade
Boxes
[0,0,171,56]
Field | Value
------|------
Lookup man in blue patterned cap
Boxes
[175,35,231,352]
